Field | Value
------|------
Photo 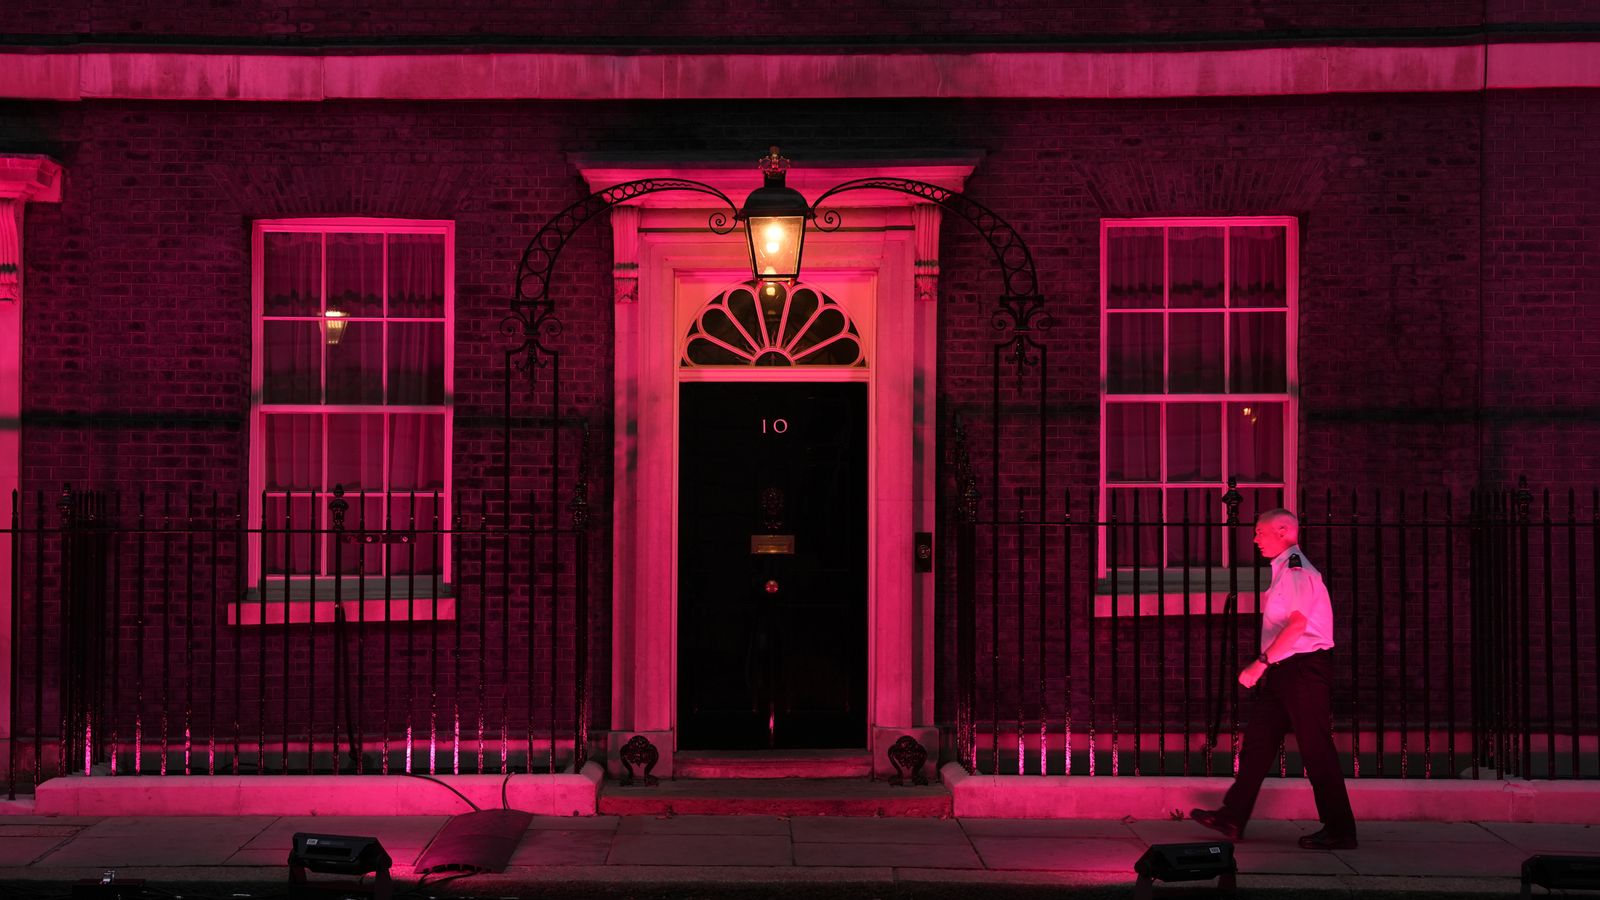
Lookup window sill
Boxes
[224,592,457,621]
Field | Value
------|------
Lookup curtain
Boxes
[1230,226,1287,308]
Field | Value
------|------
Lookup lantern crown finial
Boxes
[760,146,790,185]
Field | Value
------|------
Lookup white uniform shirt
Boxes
[1260,544,1336,660]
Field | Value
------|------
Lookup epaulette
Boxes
[1288,553,1303,569]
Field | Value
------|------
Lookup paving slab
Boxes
[0,823,87,837]
[506,828,614,866]
[617,814,790,835]
[1124,816,1315,844]
[1232,845,1357,875]
[526,814,619,830]
[1479,821,1600,853]
[0,817,101,827]
[791,816,969,845]
[605,833,793,866]
[0,836,75,866]
[968,836,1149,873]
[35,817,272,867]
[1332,840,1530,877]
[243,815,450,852]
[959,817,1139,839]
[1348,820,1506,843]
[792,840,983,868]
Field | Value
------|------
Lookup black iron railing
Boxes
[948,470,1600,780]
[5,468,596,796]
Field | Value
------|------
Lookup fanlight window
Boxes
[682,282,865,367]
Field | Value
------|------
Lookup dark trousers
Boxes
[1221,649,1357,838]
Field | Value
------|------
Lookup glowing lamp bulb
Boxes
[763,223,786,242]
[765,241,781,254]
[323,308,349,345]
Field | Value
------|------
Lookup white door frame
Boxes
[584,159,974,776]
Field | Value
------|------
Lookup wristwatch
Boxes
[1256,651,1273,666]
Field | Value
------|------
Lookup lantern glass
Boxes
[746,215,806,285]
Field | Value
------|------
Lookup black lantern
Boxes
[739,147,812,289]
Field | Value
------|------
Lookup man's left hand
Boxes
[1238,661,1268,689]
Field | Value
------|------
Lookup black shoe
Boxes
[1189,808,1242,840]
[1298,828,1358,850]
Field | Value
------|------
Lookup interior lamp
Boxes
[324,305,349,345]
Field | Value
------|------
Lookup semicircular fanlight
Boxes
[681,282,866,368]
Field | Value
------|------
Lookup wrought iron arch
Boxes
[506,179,740,371]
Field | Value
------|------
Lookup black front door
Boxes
[677,381,867,750]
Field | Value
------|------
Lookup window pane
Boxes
[1108,488,1161,568]
[264,494,315,575]
[326,233,384,317]
[1107,313,1162,393]
[1167,489,1225,568]
[326,322,384,405]
[1232,487,1286,567]
[263,321,320,404]
[390,414,445,491]
[1230,225,1288,308]
[264,413,322,491]
[1166,402,1221,482]
[1228,402,1285,483]
[388,233,446,318]
[388,322,445,405]
[263,232,321,317]
[385,492,442,577]
[1169,227,1224,309]
[1230,311,1287,392]
[327,413,384,492]
[1106,227,1164,309]
[329,496,385,575]
[1169,312,1224,393]
[1106,403,1159,482]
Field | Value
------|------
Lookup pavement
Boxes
[1,812,1597,898]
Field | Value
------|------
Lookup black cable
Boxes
[500,770,514,810]
[402,772,481,812]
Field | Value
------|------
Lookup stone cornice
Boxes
[1,42,1597,101]
[0,156,63,204]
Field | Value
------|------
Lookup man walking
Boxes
[1191,508,1358,850]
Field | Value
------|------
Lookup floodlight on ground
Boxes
[288,832,393,900]
[1133,841,1237,900]
[1521,855,1600,900]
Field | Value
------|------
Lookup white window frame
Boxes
[245,218,455,621]
[1098,216,1298,586]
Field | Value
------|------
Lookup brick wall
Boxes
[4,89,1594,760]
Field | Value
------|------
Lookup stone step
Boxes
[599,777,951,817]
[673,749,873,780]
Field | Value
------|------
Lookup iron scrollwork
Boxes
[508,179,739,374]
[887,735,930,786]
[810,177,1050,374]
[618,734,660,787]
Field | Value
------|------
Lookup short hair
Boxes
[1257,508,1298,527]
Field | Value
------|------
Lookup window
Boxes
[681,282,866,368]
[249,219,453,596]
[1100,218,1296,575]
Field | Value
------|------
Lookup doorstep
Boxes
[599,777,952,817]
